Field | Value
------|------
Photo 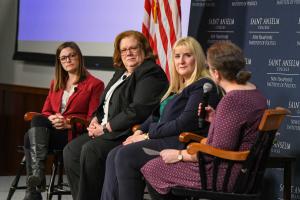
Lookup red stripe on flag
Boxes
[144,0,151,15]
[142,0,181,79]
[176,0,181,18]
[163,0,176,45]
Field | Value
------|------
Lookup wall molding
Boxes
[0,83,49,175]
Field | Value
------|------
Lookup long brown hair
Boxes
[54,41,87,91]
[113,30,156,68]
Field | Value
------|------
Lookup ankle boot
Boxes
[27,127,50,188]
[23,148,42,200]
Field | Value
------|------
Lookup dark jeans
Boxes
[101,138,180,200]
[24,115,68,151]
[63,133,123,200]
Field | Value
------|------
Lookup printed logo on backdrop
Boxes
[297,17,300,47]
[276,0,300,5]
[245,57,252,65]
[288,100,300,115]
[231,0,258,7]
[280,184,300,200]
[286,100,300,131]
[287,116,300,131]
[244,57,253,74]
[272,131,291,154]
[207,18,235,44]
[191,0,216,7]
[266,58,299,89]
[266,98,271,107]
[248,17,280,46]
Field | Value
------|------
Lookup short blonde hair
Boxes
[161,37,209,101]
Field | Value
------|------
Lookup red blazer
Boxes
[41,73,104,140]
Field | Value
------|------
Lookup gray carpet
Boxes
[1,175,156,200]
[0,175,72,200]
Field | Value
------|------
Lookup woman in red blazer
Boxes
[23,41,104,200]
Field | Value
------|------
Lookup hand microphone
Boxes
[198,83,213,129]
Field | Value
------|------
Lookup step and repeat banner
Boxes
[188,0,300,199]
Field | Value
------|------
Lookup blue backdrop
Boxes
[188,0,300,199]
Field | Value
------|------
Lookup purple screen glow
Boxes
[16,0,190,58]
[19,0,145,42]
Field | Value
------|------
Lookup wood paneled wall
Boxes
[0,84,48,175]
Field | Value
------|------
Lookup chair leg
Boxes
[57,158,64,200]
[46,151,71,199]
[47,157,58,200]
[6,156,26,200]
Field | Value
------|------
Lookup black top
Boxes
[94,59,169,140]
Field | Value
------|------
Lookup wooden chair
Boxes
[6,112,88,200]
[171,107,290,200]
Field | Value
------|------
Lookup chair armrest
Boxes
[187,142,250,161]
[131,124,141,132]
[24,112,41,121]
[66,116,89,127]
[179,132,206,143]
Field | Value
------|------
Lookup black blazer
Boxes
[140,78,221,148]
[94,59,169,140]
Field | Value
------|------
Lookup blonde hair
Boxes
[161,37,209,101]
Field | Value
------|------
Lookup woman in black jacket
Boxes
[63,30,169,200]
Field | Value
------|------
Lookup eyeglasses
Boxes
[59,53,77,63]
[120,45,140,55]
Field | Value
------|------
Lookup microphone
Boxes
[74,86,78,92]
[198,82,213,129]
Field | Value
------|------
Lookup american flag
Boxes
[142,0,182,79]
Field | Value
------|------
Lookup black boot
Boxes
[23,187,42,200]
[27,127,50,189]
[23,148,42,200]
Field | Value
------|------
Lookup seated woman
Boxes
[141,41,268,200]
[23,41,104,200]
[100,37,222,200]
[62,30,169,200]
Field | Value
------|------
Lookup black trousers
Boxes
[101,138,181,200]
[63,133,123,200]
[24,115,68,151]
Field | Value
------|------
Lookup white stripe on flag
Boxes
[142,0,182,79]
